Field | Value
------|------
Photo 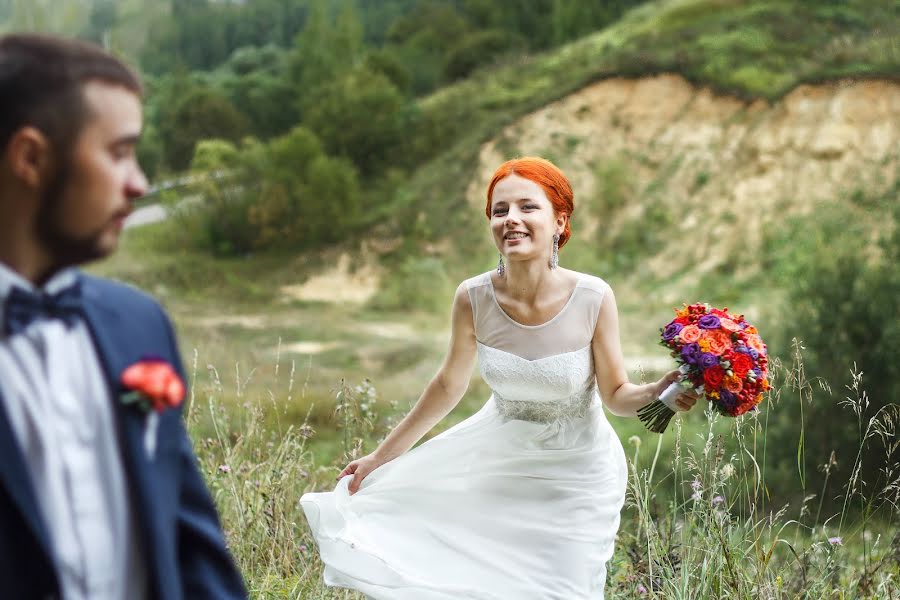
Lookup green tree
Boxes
[289,0,343,93]
[443,29,526,81]
[190,127,362,254]
[221,45,299,139]
[190,139,239,173]
[302,68,408,176]
[386,1,472,94]
[159,86,248,171]
[364,48,412,94]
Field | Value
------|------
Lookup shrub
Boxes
[763,181,899,509]
[443,29,526,82]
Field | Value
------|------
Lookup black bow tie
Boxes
[3,281,84,337]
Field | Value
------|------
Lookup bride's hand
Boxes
[654,369,702,411]
[338,453,387,496]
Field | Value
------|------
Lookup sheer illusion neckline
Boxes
[488,272,582,329]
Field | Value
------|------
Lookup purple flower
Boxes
[663,322,684,341]
[699,352,719,369]
[681,343,702,365]
[718,390,737,410]
[698,314,721,329]
[712,495,725,506]
[691,479,702,492]
[828,537,843,546]
[637,584,648,595]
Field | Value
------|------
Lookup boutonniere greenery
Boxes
[120,359,185,413]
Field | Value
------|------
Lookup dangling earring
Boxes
[549,234,560,270]
[497,255,506,276]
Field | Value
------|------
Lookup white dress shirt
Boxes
[0,263,146,600]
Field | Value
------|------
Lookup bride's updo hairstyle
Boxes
[485,156,574,249]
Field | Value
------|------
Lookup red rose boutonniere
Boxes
[120,359,185,413]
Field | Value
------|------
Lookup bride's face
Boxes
[489,173,565,265]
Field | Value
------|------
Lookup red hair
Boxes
[485,156,574,248]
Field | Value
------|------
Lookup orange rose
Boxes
[724,376,743,394]
[719,318,741,333]
[746,334,766,354]
[679,325,701,343]
[703,330,732,356]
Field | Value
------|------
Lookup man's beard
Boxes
[34,162,110,271]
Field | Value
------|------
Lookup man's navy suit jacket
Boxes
[0,274,246,599]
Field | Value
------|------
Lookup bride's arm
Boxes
[592,286,697,417]
[373,283,476,460]
[341,283,476,493]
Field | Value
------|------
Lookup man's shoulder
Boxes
[79,273,167,317]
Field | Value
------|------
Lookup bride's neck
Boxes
[500,260,562,303]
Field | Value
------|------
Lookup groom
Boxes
[0,34,246,599]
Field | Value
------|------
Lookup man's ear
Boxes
[6,126,53,189]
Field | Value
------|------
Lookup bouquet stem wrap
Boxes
[638,367,694,433]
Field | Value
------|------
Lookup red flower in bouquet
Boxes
[639,303,770,432]
[120,359,185,413]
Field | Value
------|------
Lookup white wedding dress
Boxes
[301,271,627,599]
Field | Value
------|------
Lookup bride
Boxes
[301,156,699,599]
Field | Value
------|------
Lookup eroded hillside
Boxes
[467,74,899,305]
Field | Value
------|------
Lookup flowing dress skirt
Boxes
[301,394,627,600]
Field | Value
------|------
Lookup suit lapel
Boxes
[78,276,162,576]
[0,389,53,555]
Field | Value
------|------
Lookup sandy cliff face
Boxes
[468,74,899,293]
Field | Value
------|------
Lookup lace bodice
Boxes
[465,271,610,423]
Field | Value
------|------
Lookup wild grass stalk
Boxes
[187,344,898,599]
[610,342,899,599]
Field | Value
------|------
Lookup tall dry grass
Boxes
[188,342,899,599]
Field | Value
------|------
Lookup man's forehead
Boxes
[79,80,142,132]
[81,80,142,109]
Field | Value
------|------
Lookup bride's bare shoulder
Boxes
[566,269,612,295]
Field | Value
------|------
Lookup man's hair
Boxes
[0,33,142,158]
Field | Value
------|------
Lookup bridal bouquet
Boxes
[637,303,770,433]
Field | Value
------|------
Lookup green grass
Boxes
[188,340,899,599]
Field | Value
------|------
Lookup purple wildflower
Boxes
[828,537,843,546]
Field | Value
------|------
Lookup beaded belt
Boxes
[493,386,595,423]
